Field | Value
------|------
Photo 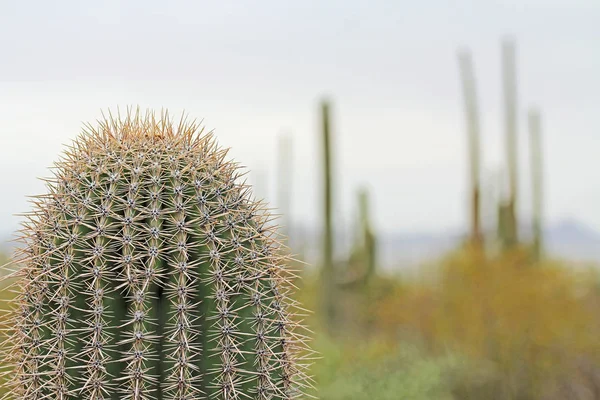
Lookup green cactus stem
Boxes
[276,133,293,243]
[357,189,376,284]
[528,108,543,261]
[501,38,519,248]
[345,188,377,288]
[319,100,336,334]
[458,49,483,248]
[0,110,313,400]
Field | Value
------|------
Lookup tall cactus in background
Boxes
[501,38,519,249]
[528,108,544,261]
[347,188,377,285]
[0,110,313,400]
[277,133,293,243]
[358,189,376,283]
[252,167,269,203]
[319,100,336,333]
[457,49,483,248]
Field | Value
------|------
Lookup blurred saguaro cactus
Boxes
[252,166,269,203]
[319,99,336,333]
[501,38,519,249]
[458,49,483,248]
[346,188,377,286]
[277,133,293,243]
[357,188,376,283]
[528,108,544,261]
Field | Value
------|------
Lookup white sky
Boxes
[0,0,599,237]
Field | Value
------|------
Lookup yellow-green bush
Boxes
[374,248,600,399]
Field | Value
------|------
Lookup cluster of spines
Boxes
[0,110,315,400]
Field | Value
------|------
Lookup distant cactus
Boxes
[319,100,336,333]
[276,133,293,242]
[458,49,483,248]
[346,188,376,286]
[357,189,376,284]
[528,108,544,261]
[501,38,519,248]
[0,110,313,400]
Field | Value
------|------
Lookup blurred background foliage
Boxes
[296,247,600,399]
[294,38,600,399]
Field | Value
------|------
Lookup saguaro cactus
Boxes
[319,99,336,333]
[357,189,376,283]
[457,49,483,248]
[501,38,519,248]
[528,108,544,261]
[276,133,293,242]
[346,188,376,286]
[0,110,313,400]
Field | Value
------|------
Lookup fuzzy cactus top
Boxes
[0,110,313,400]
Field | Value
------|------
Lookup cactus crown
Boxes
[1,110,313,400]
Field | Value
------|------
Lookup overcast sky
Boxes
[0,0,599,238]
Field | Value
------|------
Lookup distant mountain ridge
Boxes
[546,218,600,243]
[377,219,600,268]
[544,219,600,262]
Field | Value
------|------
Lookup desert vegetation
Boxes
[1,39,598,400]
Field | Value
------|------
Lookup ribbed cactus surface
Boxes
[0,111,312,400]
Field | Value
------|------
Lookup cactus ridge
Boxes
[0,110,314,400]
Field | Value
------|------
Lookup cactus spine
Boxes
[458,49,483,248]
[528,108,543,261]
[1,110,313,400]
